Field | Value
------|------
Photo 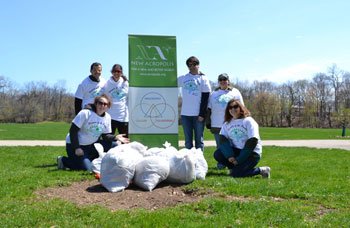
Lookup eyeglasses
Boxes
[97,101,109,106]
[230,104,239,109]
[113,70,122,73]
[187,63,198,67]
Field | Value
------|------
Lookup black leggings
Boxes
[111,120,128,137]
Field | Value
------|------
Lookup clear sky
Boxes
[1,0,350,93]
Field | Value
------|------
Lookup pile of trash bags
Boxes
[91,141,208,192]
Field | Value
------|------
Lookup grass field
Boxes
[0,122,347,140]
[0,146,349,227]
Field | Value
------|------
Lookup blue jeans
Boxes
[214,148,261,177]
[181,115,204,151]
[213,132,220,149]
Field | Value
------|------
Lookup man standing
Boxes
[178,56,211,151]
[75,62,106,115]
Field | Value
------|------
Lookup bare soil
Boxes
[36,179,228,211]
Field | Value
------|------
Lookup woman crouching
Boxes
[214,99,270,178]
[57,94,129,171]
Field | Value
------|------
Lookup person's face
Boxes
[219,78,229,89]
[228,102,241,119]
[91,65,102,78]
[187,61,199,71]
[96,97,109,115]
[112,66,122,79]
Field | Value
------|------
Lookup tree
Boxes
[311,73,332,127]
[327,64,343,113]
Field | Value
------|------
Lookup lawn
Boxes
[0,122,347,140]
[0,146,349,227]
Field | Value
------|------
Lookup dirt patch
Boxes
[36,180,221,211]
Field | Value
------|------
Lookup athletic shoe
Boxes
[216,163,226,170]
[94,172,101,180]
[260,166,271,178]
[228,169,234,176]
[57,156,65,170]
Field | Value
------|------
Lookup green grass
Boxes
[0,146,349,227]
[261,127,346,140]
[0,122,69,140]
[0,122,347,140]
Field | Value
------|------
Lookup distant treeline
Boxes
[1,64,350,128]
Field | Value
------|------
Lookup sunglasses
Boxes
[219,78,228,82]
[187,63,198,67]
[230,104,239,109]
[97,101,109,106]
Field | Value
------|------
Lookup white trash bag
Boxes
[166,150,196,184]
[191,147,208,180]
[100,146,143,192]
[91,143,106,174]
[133,156,170,191]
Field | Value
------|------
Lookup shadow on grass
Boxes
[206,168,228,177]
[86,181,185,193]
[34,164,57,168]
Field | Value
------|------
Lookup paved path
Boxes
[0,140,349,150]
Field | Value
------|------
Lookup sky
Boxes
[1,0,350,93]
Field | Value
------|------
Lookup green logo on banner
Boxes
[129,35,177,87]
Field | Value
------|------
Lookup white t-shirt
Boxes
[75,76,106,109]
[103,77,129,122]
[66,109,112,145]
[208,88,244,128]
[220,117,262,155]
[178,73,211,116]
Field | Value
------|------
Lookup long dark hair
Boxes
[111,64,128,82]
[224,99,250,122]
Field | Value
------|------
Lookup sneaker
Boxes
[57,156,65,170]
[216,163,226,170]
[94,172,101,180]
[260,166,271,178]
[228,169,234,176]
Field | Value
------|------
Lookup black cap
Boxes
[218,73,229,81]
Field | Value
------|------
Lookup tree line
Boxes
[0,79,75,123]
[1,64,350,128]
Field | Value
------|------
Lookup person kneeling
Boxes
[213,99,270,178]
[57,94,129,171]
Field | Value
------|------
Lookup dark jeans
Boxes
[62,140,116,171]
[111,120,128,137]
[62,143,99,171]
[181,115,204,151]
[214,148,261,177]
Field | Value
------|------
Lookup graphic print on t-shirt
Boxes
[217,93,234,108]
[87,122,105,137]
[89,87,104,98]
[183,79,199,96]
[110,87,127,101]
[228,123,247,145]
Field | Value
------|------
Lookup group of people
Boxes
[57,63,129,171]
[178,56,270,178]
[57,56,270,179]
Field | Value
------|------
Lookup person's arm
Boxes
[74,98,82,115]
[205,108,211,129]
[199,92,210,118]
[235,137,258,164]
[219,135,233,159]
[69,123,80,150]
[101,133,130,144]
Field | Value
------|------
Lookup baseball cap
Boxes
[218,73,229,81]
